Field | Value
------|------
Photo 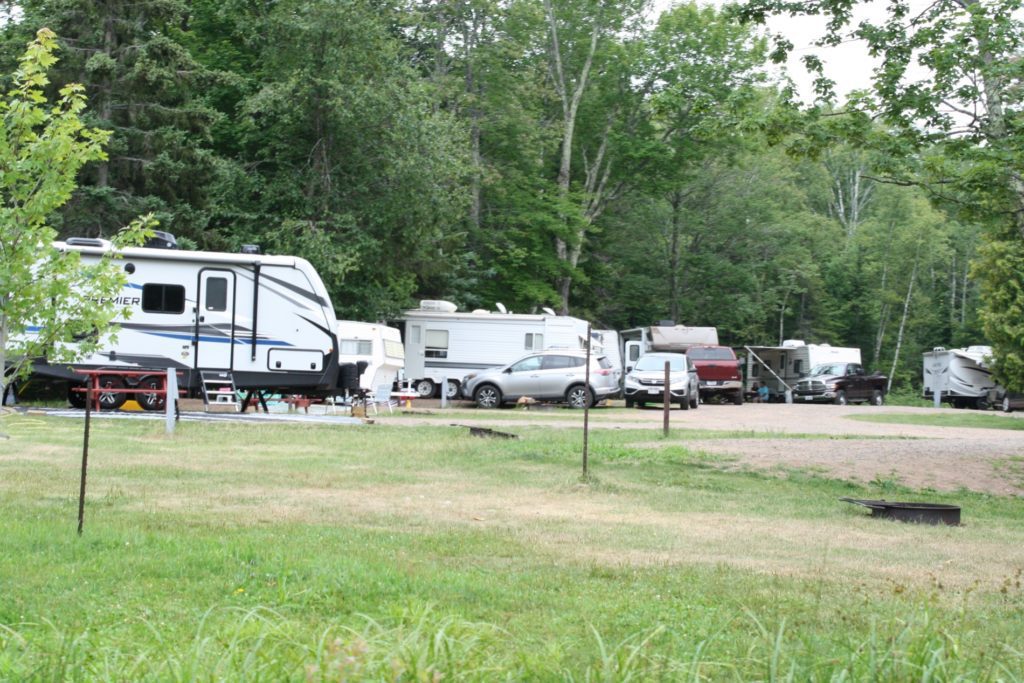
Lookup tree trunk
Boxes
[887,258,919,393]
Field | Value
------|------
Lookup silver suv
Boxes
[623,352,699,409]
[462,349,621,408]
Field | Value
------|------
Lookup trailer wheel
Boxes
[444,380,460,400]
[137,375,166,411]
[833,390,848,406]
[1003,396,1014,413]
[97,375,128,410]
[870,390,884,407]
[414,379,436,398]
[565,385,593,409]
[473,384,502,409]
[67,383,88,409]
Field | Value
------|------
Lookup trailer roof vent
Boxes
[419,300,458,313]
[144,231,179,249]
[781,339,805,348]
[65,237,107,248]
[240,244,261,254]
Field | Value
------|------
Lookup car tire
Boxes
[870,390,884,407]
[565,385,593,409]
[691,394,699,409]
[680,395,690,410]
[414,379,436,399]
[625,398,634,408]
[473,384,502,409]
[833,390,848,406]
[636,400,646,409]
[732,390,743,405]
[1003,396,1013,413]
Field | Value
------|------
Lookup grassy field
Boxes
[849,411,1024,431]
[2,412,1023,680]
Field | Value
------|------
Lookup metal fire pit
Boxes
[840,498,961,526]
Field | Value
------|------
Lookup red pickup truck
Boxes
[686,345,744,404]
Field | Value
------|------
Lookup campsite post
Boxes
[165,368,178,433]
[582,324,591,477]
[663,361,671,436]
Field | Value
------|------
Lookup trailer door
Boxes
[194,269,236,369]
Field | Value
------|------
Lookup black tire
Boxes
[731,390,743,405]
[680,395,690,410]
[67,383,88,409]
[565,385,593,409]
[1002,396,1014,413]
[870,390,884,407]
[474,384,502,409]
[444,380,460,400]
[636,400,646,409]
[691,394,700,409]
[97,375,128,410]
[137,375,166,411]
[414,379,436,398]
[624,397,635,408]
[976,397,990,410]
[833,390,848,406]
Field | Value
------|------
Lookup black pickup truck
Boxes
[792,362,887,405]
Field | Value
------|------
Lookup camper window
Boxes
[793,360,803,375]
[340,339,372,355]
[142,284,185,314]
[525,333,544,351]
[425,329,449,358]
[384,340,405,359]
[205,278,228,311]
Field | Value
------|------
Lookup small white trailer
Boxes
[400,301,591,398]
[922,346,999,409]
[23,234,342,408]
[336,320,405,394]
[743,340,861,400]
[620,325,719,372]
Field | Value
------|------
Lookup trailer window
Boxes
[205,277,228,312]
[525,333,543,350]
[793,360,802,375]
[384,340,405,359]
[142,284,185,314]
[425,329,449,358]
[340,339,372,355]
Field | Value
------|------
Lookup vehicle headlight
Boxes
[625,375,640,387]
[825,382,838,390]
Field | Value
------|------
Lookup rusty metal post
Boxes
[582,324,592,477]
[663,361,671,437]
[78,382,92,535]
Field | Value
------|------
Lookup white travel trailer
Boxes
[25,234,341,409]
[922,345,999,409]
[620,325,719,372]
[336,320,405,393]
[593,329,622,375]
[400,300,591,398]
[743,340,861,400]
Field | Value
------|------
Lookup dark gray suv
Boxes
[461,349,621,408]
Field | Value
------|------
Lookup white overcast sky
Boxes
[651,0,921,104]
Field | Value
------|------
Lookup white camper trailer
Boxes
[336,320,405,393]
[400,301,591,398]
[593,329,622,375]
[922,346,999,409]
[744,340,861,400]
[24,234,341,409]
[620,325,719,372]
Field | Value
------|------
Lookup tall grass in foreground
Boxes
[2,605,1022,681]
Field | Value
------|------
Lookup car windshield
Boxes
[686,347,734,360]
[635,355,687,372]
[808,363,846,376]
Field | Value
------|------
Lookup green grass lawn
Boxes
[2,413,1023,680]
[849,411,1024,431]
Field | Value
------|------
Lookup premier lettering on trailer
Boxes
[89,296,142,307]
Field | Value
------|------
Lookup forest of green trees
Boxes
[4,0,1021,392]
